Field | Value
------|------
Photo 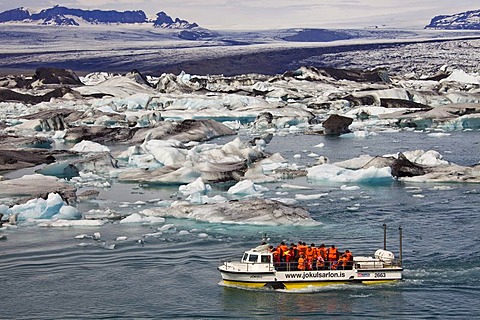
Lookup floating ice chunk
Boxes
[198,233,209,238]
[39,220,104,227]
[186,193,227,205]
[313,143,325,148]
[293,154,302,159]
[280,184,312,190]
[159,224,176,231]
[402,150,449,167]
[120,213,165,224]
[75,234,93,239]
[179,177,211,196]
[71,140,110,153]
[227,180,269,196]
[55,205,81,220]
[340,185,361,191]
[427,132,451,137]
[143,199,319,226]
[413,194,425,198]
[8,193,80,221]
[128,154,161,169]
[307,164,392,184]
[116,236,128,241]
[441,69,480,85]
[52,130,66,139]
[307,152,319,158]
[178,230,190,236]
[295,193,328,200]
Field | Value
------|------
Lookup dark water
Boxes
[1,130,480,319]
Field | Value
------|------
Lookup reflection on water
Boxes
[221,284,407,318]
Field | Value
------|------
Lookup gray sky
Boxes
[0,0,479,30]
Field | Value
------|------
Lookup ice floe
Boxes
[141,198,319,226]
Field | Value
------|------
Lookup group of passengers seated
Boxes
[269,242,353,271]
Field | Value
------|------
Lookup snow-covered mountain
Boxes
[0,5,199,29]
[425,9,480,30]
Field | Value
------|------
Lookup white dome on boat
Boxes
[374,249,395,264]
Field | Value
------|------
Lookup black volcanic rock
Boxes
[426,10,480,30]
[391,153,426,178]
[0,87,73,104]
[153,11,198,29]
[34,67,83,85]
[322,114,353,135]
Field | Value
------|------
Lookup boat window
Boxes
[248,254,258,262]
[261,255,271,263]
[242,253,248,262]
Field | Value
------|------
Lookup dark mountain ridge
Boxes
[426,9,480,30]
[0,5,198,29]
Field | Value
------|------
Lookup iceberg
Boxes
[6,193,81,221]
[120,213,166,224]
[71,140,111,153]
[307,164,393,184]
[227,180,269,197]
[178,177,211,196]
[141,198,319,226]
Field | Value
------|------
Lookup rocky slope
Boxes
[0,5,198,29]
[426,9,480,30]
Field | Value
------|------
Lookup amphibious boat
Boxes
[218,225,403,290]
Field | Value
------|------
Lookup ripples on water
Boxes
[1,131,480,319]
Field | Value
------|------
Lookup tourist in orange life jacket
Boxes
[297,253,306,271]
[319,244,327,261]
[297,241,307,257]
[332,254,347,270]
[270,245,280,267]
[344,249,353,270]
[278,241,288,270]
[316,254,325,270]
[306,243,316,271]
[290,243,299,261]
[287,243,297,271]
[326,245,339,268]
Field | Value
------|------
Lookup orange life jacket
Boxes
[306,247,315,259]
[298,244,307,256]
[319,247,327,260]
[327,247,338,261]
[345,252,353,261]
[338,256,348,267]
[297,257,305,270]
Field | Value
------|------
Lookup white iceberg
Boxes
[227,180,269,197]
[307,164,393,184]
[71,140,111,153]
[178,177,211,196]
[7,193,81,221]
[120,213,166,224]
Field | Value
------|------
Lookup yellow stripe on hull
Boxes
[283,281,349,290]
[223,280,267,288]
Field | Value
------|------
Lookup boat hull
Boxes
[219,267,403,290]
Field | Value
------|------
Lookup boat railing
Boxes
[273,260,356,272]
[354,258,402,269]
